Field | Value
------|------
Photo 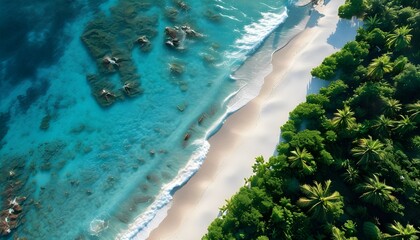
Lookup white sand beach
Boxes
[147,0,360,239]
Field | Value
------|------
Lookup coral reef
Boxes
[164,25,202,49]
[81,1,157,107]
[0,158,27,237]
[165,7,179,22]
[169,61,185,75]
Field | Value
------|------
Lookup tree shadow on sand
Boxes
[322,0,332,6]
[327,19,361,49]
[307,76,329,95]
[306,7,325,28]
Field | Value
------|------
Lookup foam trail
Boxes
[116,140,210,240]
[228,8,288,60]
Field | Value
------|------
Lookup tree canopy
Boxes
[204,0,419,239]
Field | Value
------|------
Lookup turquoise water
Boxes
[0,0,309,239]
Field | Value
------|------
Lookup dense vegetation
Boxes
[203,0,420,239]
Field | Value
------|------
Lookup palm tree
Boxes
[364,14,382,30]
[382,98,402,117]
[372,115,394,138]
[332,106,357,130]
[367,54,393,80]
[383,221,420,239]
[332,226,359,240]
[288,147,316,175]
[332,226,346,240]
[386,26,413,51]
[392,56,408,74]
[407,101,420,123]
[342,165,360,184]
[357,174,396,208]
[351,136,385,167]
[297,180,343,221]
[394,115,417,136]
[364,221,383,240]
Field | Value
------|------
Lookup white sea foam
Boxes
[116,140,210,240]
[215,4,238,11]
[228,8,288,59]
[90,218,109,236]
[220,13,240,22]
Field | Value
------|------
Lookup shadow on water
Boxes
[327,19,357,49]
[0,111,11,148]
[16,80,50,113]
[0,0,87,85]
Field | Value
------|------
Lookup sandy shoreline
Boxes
[147,0,360,239]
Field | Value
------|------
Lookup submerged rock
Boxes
[165,7,178,21]
[136,35,151,51]
[39,114,51,130]
[96,88,117,107]
[164,27,178,39]
[121,81,142,97]
[176,1,190,11]
[177,103,187,112]
[204,10,222,22]
[169,62,185,75]
[181,25,203,38]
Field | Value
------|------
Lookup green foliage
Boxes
[281,120,297,142]
[320,149,334,165]
[407,101,420,123]
[351,136,385,167]
[319,80,349,110]
[394,115,417,136]
[332,105,357,131]
[311,55,338,80]
[381,98,402,117]
[348,82,384,119]
[336,41,370,71]
[290,130,325,153]
[277,142,290,155]
[326,130,338,142]
[332,226,347,240]
[364,15,382,30]
[357,174,396,208]
[363,221,382,240]
[372,115,394,138]
[289,102,325,129]
[366,28,387,48]
[338,0,366,18]
[392,56,408,75]
[297,180,344,222]
[343,220,358,236]
[256,236,269,240]
[394,64,420,103]
[281,120,297,133]
[386,26,413,52]
[269,198,310,239]
[288,147,316,175]
[306,93,330,106]
[367,54,393,80]
[383,221,420,239]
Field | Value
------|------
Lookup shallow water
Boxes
[0,0,309,239]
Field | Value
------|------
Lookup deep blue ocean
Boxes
[0,0,310,239]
